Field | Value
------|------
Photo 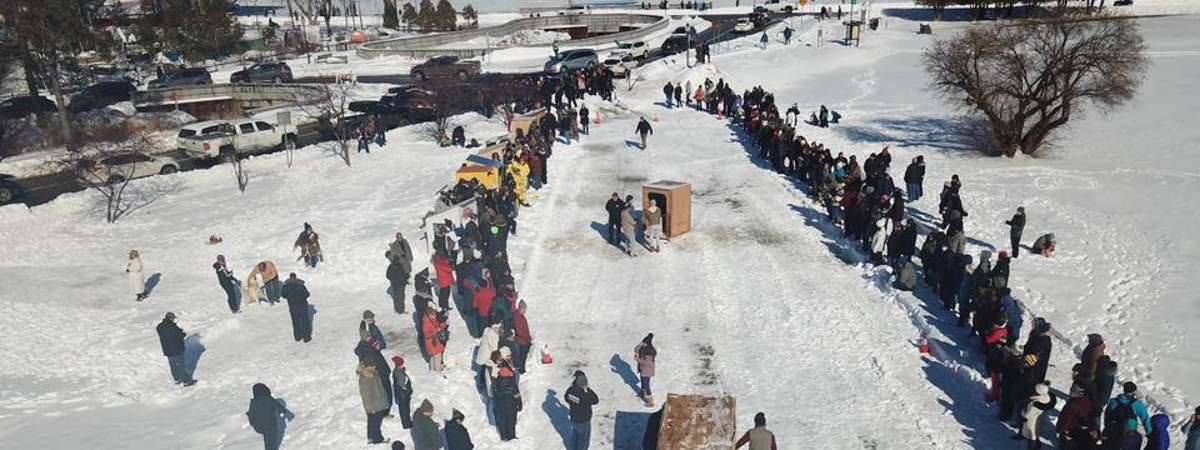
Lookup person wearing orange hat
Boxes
[392,355,414,429]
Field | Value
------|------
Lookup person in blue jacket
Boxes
[1103,382,1152,447]
[1146,413,1171,450]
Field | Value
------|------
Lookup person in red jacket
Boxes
[513,300,533,374]
[422,306,449,374]
[432,254,455,311]
[1057,385,1097,450]
[471,277,497,327]
[983,316,1011,403]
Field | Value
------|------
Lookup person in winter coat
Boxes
[635,333,657,406]
[248,261,282,305]
[1092,356,1119,423]
[432,254,455,311]
[355,330,394,413]
[565,370,600,450]
[1022,318,1053,388]
[387,232,414,312]
[246,383,294,450]
[127,250,146,301]
[513,301,533,374]
[904,156,925,201]
[663,82,674,107]
[392,356,414,429]
[444,409,474,450]
[734,412,778,450]
[411,399,442,450]
[1032,233,1057,257]
[1020,382,1057,450]
[423,306,449,373]
[281,273,312,342]
[620,198,638,257]
[605,193,625,245]
[674,84,683,105]
[294,222,322,268]
[491,356,522,441]
[214,255,241,313]
[1057,385,1098,450]
[983,316,1011,403]
[1146,414,1171,450]
[1104,382,1152,449]
[469,277,497,329]
[475,323,502,394]
[360,310,388,350]
[635,117,653,150]
[358,362,391,444]
[156,312,195,386]
[1006,207,1027,258]
[1183,406,1200,450]
[644,199,663,252]
[939,253,969,311]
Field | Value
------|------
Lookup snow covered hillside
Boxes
[2,10,1198,450]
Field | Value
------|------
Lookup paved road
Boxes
[8,12,795,208]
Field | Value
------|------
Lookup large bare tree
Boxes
[300,82,357,167]
[923,14,1147,157]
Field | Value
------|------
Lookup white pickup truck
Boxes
[760,0,799,14]
[176,119,297,160]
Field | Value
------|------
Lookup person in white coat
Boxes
[1019,382,1057,450]
[127,250,146,301]
[476,324,501,395]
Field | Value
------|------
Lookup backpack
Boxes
[1105,398,1137,437]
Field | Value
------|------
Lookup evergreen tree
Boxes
[435,0,457,31]
[401,3,419,31]
[462,4,478,28]
[383,0,400,29]
[416,0,436,31]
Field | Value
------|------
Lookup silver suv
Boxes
[544,49,599,74]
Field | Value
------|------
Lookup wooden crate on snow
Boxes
[656,394,736,450]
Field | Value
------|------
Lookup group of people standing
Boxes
[704,79,1193,450]
[604,192,665,256]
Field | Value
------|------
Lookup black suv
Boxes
[69,81,138,113]
[148,68,212,89]
[0,95,57,120]
[661,35,690,56]
[0,174,27,205]
[230,62,294,83]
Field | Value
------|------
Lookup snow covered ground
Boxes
[2,8,1199,450]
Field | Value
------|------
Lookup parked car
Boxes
[544,49,599,74]
[614,41,649,59]
[1114,0,1133,5]
[230,62,294,83]
[350,87,437,115]
[0,95,57,120]
[68,81,138,113]
[81,151,185,185]
[661,35,690,56]
[176,119,297,159]
[0,173,28,205]
[411,56,482,82]
[750,10,772,27]
[148,68,212,89]
[734,17,755,33]
[759,0,798,14]
[603,54,637,78]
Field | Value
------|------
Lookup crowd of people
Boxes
[690,77,1190,450]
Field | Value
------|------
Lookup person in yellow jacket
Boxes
[735,412,777,450]
[509,160,531,205]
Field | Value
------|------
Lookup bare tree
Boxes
[232,155,250,193]
[923,14,1147,157]
[60,134,182,223]
[300,82,356,166]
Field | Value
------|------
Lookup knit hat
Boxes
[754,412,766,427]
[1124,381,1138,394]
[998,251,1009,260]
[164,312,176,320]
[216,255,226,263]
[1034,318,1051,333]
[391,441,405,450]
[452,409,465,422]
[363,310,375,320]
[418,399,434,414]
[643,333,654,344]
[392,356,405,368]
[1088,334,1104,345]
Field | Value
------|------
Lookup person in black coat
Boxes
[604,193,625,245]
[246,383,293,450]
[280,273,312,342]
[565,370,600,450]
[491,361,522,441]
[214,255,241,313]
[635,117,653,150]
[1005,207,1026,258]
[386,255,410,315]
[444,409,474,450]
[1022,318,1054,388]
[1091,356,1118,424]
[391,356,414,429]
[156,312,194,385]
[904,156,925,201]
[939,253,968,311]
